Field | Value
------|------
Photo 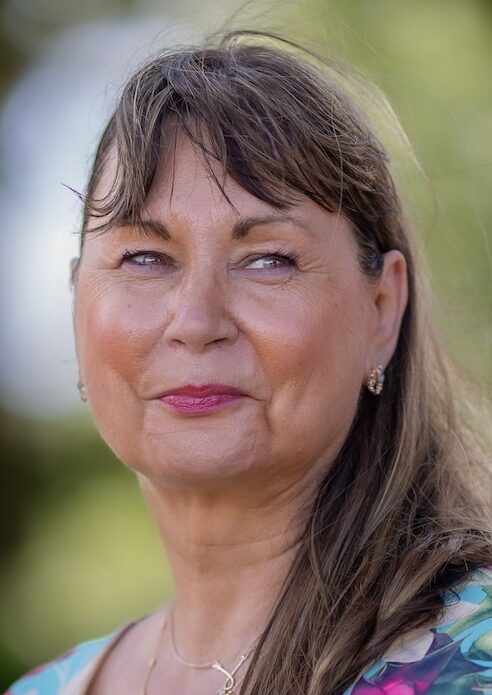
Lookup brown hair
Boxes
[78,29,492,694]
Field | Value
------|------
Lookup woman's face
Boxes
[73,132,380,492]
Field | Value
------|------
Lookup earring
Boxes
[77,378,88,402]
[366,364,385,395]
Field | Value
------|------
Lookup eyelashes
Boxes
[245,249,300,270]
[120,247,300,272]
[121,249,170,267]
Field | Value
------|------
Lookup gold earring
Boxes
[366,364,385,395]
[77,379,88,402]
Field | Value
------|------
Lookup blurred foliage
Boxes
[0,408,173,687]
[287,0,492,379]
[0,0,491,689]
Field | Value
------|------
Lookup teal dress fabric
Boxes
[5,566,492,695]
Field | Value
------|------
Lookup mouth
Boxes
[159,383,245,398]
[157,383,247,416]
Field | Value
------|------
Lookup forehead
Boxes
[89,127,353,249]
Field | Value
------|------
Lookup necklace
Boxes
[140,609,170,695]
[140,605,258,695]
[169,609,257,694]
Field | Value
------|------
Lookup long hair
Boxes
[78,29,492,694]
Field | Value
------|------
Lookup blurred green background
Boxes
[1,0,491,688]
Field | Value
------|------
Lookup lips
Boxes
[159,383,245,398]
[158,383,247,416]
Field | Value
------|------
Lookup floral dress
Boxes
[5,566,492,695]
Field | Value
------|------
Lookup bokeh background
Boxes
[1,0,491,687]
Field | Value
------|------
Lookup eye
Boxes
[245,250,299,271]
[121,250,172,268]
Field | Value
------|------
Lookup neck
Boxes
[137,470,315,665]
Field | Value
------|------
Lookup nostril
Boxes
[163,298,238,351]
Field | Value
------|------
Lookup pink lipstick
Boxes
[159,384,246,415]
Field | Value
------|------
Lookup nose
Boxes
[163,263,238,352]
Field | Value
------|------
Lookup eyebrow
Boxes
[125,213,315,241]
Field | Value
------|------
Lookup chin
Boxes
[122,439,267,490]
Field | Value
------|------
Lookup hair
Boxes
[78,29,492,695]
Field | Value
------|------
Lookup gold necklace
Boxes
[169,609,257,695]
[140,606,257,695]
[140,609,170,695]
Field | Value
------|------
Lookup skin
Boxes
[72,129,408,695]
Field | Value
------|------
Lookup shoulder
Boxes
[347,565,492,694]
[4,629,124,695]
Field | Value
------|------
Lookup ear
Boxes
[70,257,81,365]
[366,250,408,372]
[70,256,80,288]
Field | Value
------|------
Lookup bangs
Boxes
[81,33,388,275]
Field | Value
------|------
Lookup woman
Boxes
[6,28,492,695]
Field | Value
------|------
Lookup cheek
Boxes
[75,281,165,397]
[74,279,173,467]
[253,283,367,389]
[252,281,369,453]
